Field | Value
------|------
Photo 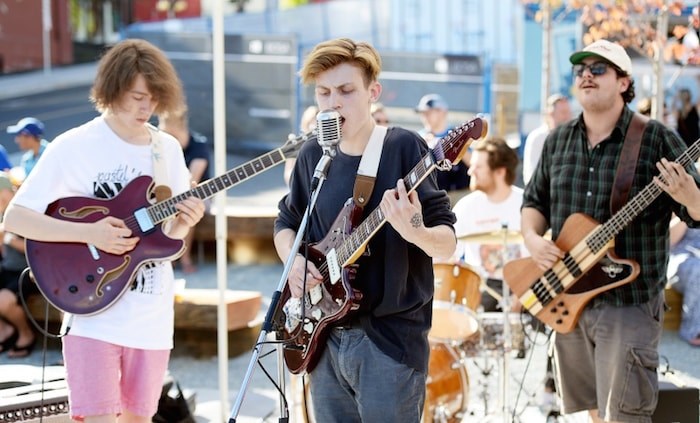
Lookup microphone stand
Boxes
[228,147,336,423]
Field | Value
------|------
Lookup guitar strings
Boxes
[529,139,700,305]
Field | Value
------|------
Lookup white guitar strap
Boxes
[353,125,387,208]
[148,124,172,202]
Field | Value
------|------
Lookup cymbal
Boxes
[457,229,523,244]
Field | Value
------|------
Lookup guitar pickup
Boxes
[326,249,341,284]
[134,208,154,232]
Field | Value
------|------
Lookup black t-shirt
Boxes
[275,127,456,373]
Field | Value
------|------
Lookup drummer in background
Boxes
[450,137,526,312]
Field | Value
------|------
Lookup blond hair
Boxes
[299,38,381,87]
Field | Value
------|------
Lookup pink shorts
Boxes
[63,335,170,421]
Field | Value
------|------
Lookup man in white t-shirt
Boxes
[522,94,572,184]
[451,137,526,312]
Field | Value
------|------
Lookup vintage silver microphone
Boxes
[316,109,342,154]
[311,109,342,190]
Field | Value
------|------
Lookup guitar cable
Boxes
[18,267,70,340]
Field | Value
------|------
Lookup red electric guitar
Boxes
[503,138,700,334]
[274,117,488,374]
[25,132,314,315]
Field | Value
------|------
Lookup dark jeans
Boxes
[309,327,426,422]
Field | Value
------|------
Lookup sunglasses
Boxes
[572,62,609,77]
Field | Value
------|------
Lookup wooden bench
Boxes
[172,288,262,358]
[25,288,263,358]
[192,203,280,265]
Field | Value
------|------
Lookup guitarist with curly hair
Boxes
[3,39,205,422]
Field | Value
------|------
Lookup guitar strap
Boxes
[610,112,648,214]
[353,125,388,208]
[148,124,173,202]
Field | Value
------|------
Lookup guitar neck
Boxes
[590,138,700,254]
[146,147,287,224]
[331,120,481,265]
[335,152,437,266]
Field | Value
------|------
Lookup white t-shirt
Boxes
[451,187,527,280]
[522,123,549,185]
[12,116,191,350]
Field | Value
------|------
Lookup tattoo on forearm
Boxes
[410,213,422,228]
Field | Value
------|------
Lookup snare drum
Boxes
[423,341,469,423]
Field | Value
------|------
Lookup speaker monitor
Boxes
[0,380,69,422]
[652,381,699,423]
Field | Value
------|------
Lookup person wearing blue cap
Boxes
[6,117,48,177]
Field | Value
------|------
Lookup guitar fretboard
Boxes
[587,138,700,254]
[146,149,285,224]
[334,121,478,265]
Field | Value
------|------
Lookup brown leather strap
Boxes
[353,174,376,207]
[611,112,648,214]
[352,125,387,209]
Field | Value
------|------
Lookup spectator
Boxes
[522,94,572,184]
[415,93,470,201]
[6,117,48,177]
[371,102,390,125]
[284,105,319,187]
[0,145,12,172]
[0,172,35,358]
[159,106,211,274]
[667,216,700,346]
[637,97,652,116]
[675,88,700,147]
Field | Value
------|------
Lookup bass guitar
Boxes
[503,138,700,333]
[26,131,314,315]
[274,117,487,374]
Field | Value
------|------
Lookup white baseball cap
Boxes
[569,39,632,75]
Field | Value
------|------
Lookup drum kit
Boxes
[424,228,533,423]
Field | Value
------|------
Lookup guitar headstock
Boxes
[435,116,488,165]
[281,130,317,156]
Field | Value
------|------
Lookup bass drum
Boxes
[423,341,469,423]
